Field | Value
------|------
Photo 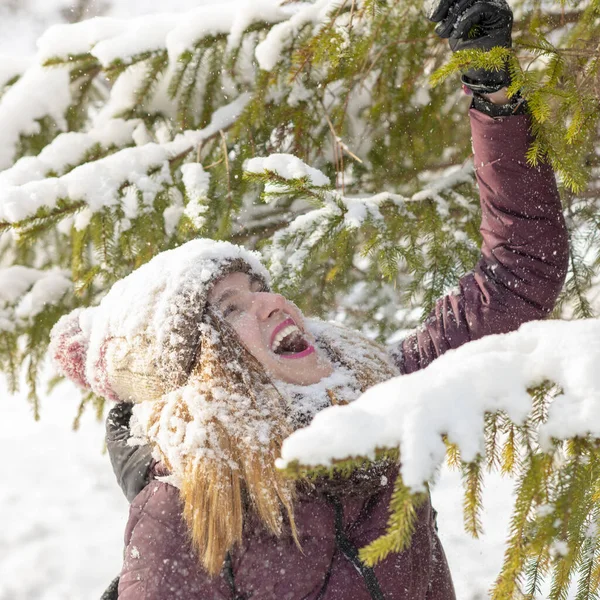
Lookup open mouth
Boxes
[270,317,315,360]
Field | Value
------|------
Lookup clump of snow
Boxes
[278,319,600,491]
[37,18,126,63]
[14,272,71,321]
[181,163,210,229]
[255,0,344,71]
[245,153,330,187]
[0,96,249,226]
[264,186,407,281]
[0,267,71,331]
[0,65,72,170]
[287,80,312,107]
[343,192,407,228]
[0,119,138,188]
[35,2,288,67]
[411,162,474,202]
[165,1,286,60]
[162,187,185,237]
[0,55,31,89]
[550,540,569,558]
[92,14,180,65]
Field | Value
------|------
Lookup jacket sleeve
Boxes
[395,108,569,374]
[105,402,154,503]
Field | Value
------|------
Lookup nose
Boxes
[252,292,287,321]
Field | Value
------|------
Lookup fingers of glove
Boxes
[450,1,512,40]
[433,0,478,38]
[106,402,133,438]
[426,0,454,23]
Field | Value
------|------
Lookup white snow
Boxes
[264,186,408,281]
[0,119,139,188]
[0,65,72,170]
[181,162,211,229]
[246,153,331,188]
[0,379,128,600]
[37,17,127,63]
[278,319,600,491]
[0,55,31,89]
[164,1,287,61]
[14,272,72,321]
[0,95,249,225]
[411,162,474,201]
[255,0,344,71]
[0,267,71,332]
[92,15,180,65]
[35,1,288,67]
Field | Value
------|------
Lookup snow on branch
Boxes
[265,189,410,281]
[278,318,600,489]
[0,66,72,170]
[36,2,289,67]
[0,266,71,332]
[255,0,346,71]
[245,153,331,188]
[0,55,30,89]
[0,119,139,188]
[245,154,477,293]
[0,0,295,173]
[0,95,249,228]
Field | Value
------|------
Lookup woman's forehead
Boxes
[208,271,252,303]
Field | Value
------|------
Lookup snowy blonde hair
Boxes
[144,311,299,575]
[142,311,399,576]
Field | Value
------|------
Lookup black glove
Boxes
[427,0,513,93]
[106,402,153,503]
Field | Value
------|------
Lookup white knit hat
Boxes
[50,239,270,403]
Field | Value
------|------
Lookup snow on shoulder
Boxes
[278,319,600,490]
[245,154,330,187]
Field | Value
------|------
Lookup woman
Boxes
[51,1,568,598]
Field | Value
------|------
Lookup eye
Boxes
[251,278,268,293]
[223,304,240,318]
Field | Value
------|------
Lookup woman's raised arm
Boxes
[392,0,569,374]
[396,106,569,374]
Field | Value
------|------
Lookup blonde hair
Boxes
[148,312,297,575]
[146,313,398,576]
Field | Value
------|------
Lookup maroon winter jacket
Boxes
[117,109,568,599]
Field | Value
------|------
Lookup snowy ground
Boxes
[0,381,128,600]
[1,377,515,600]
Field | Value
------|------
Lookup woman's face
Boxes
[208,272,333,385]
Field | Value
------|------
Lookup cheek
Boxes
[231,316,266,355]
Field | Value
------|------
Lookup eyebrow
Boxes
[214,288,237,307]
[214,274,264,307]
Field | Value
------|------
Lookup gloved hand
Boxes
[427,0,513,93]
[106,402,153,503]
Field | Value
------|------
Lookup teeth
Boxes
[271,324,300,352]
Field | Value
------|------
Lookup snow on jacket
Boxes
[116,109,569,600]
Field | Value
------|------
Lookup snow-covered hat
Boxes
[50,239,270,403]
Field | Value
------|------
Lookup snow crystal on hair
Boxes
[49,308,91,390]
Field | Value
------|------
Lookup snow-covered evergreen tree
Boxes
[1,0,600,597]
